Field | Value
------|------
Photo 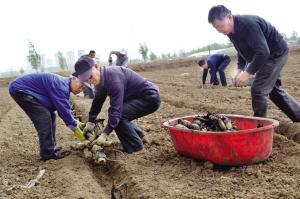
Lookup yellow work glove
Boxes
[74,128,85,141]
[74,121,86,141]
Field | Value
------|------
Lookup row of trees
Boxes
[27,40,67,73]
[26,30,300,73]
[138,31,300,62]
[138,42,232,62]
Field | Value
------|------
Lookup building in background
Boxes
[40,54,46,69]
[46,58,54,68]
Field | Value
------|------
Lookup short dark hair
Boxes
[198,59,206,66]
[89,50,96,54]
[208,5,232,23]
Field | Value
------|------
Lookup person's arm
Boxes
[109,51,118,56]
[244,23,270,75]
[88,85,108,122]
[237,54,246,71]
[103,81,125,135]
[202,68,208,85]
[47,83,77,128]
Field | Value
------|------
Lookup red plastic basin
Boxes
[163,114,279,166]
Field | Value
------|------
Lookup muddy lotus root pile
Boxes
[175,113,238,132]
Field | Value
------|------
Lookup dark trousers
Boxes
[251,51,300,122]
[10,92,57,159]
[114,92,160,153]
[210,60,230,86]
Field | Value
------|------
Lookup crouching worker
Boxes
[8,73,87,161]
[198,53,231,87]
[73,56,161,153]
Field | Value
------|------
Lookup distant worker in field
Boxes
[79,50,97,99]
[8,73,87,161]
[208,5,300,122]
[108,49,128,67]
[73,56,161,153]
[87,50,96,59]
[198,53,231,87]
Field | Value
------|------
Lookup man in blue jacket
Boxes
[8,73,87,161]
[207,5,300,122]
[73,56,160,153]
[198,53,231,86]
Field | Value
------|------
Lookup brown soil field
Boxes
[0,48,300,198]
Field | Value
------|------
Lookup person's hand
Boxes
[74,127,86,141]
[76,120,85,130]
[83,122,95,133]
[235,71,251,87]
[91,133,112,146]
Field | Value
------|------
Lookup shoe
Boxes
[142,136,150,144]
[41,153,65,161]
[54,146,63,152]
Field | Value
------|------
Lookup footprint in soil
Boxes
[276,122,300,144]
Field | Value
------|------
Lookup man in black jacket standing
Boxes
[207,5,300,122]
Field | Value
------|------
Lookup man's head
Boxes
[72,56,101,86]
[88,50,96,58]
[208,5,234,35]
[70,76,84,95]
[198,59,209,69]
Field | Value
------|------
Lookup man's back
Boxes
[228,15,288,74]
[208,54,228,68]
[9,73,70,111]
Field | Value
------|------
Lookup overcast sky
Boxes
[0,0,299,72]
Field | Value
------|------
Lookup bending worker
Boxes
[208,5,300,121]
[198,53,231,86]
[8,73,86,161]
[73,56,160,153]
[108,49,128,67]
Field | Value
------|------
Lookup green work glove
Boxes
[91,133,112,147]
[83,122,95,133]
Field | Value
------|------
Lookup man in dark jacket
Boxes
[8,73,87,161]
[198,53,231,86]
[73,56,160,153]
[207,5,300,122]
[108,49,128,67]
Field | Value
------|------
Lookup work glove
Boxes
[74,120,86,141]
[76,120,86,130]
[83,122,95,133]
[74,127,85,141]
[91,133,112,147]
